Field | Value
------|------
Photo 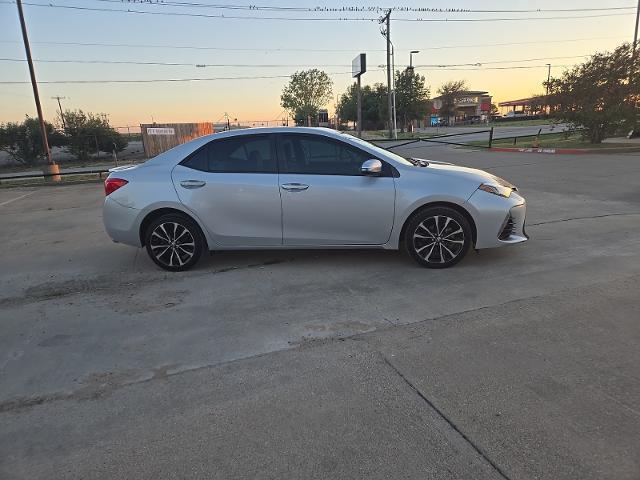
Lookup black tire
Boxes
[405,206,472,269]
[144,213,205,271]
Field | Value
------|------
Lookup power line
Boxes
[0,58,356,67]
[310,5,638,13]
[0,1,378,21]
[393,13,633,22]
[414,54,590,68]
[87,0,639,14]
[0,54,591,68]
[414,64,574,72]
[0,62,584,85]
[0,35,626,53]
[0,69,374,84]
[0,1,635,22]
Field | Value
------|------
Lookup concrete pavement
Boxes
[1,147,639,479]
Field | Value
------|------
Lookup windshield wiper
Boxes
[406,157,429,167]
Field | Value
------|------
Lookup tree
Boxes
[490,103,499,116]
[437,80,467,124]
[62,110,127,160]
[337,82,388,131]
[546,43,640,143]
[394,69,431,132]
[0,117,65,165]
[280,69,333,126]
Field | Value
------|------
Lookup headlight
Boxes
[478,183,513,198]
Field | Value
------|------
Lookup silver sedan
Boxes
[103,127,527,271]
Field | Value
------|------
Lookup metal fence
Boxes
[371,129,493,150]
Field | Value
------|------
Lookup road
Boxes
[1,146,639,479]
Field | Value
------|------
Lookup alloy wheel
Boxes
[412,215,465,264]
[149,222,196,268]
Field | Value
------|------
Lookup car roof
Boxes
[201,126,342,140]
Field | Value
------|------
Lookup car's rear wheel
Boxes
[145,213,204,271]
[405,207,472,269]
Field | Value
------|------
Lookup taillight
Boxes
[104,178,128,196]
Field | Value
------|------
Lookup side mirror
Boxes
[361,159,382,176]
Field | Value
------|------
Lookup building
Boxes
[430,90,493,126]
[498,96,546,116]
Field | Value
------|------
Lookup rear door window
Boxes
[182,135,276,173]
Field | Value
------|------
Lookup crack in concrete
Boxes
[528,212,640,226]
[380,354,512,480]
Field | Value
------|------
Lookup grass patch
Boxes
[0,172,106,188]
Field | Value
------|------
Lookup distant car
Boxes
[103,127,527,271]
[504,111,526,118]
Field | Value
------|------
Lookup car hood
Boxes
[409,158,516,189]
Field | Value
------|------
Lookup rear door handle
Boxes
[180,180,206,189]
[281,183,309,192]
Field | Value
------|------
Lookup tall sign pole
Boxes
[357,74,362,138]
[352,53,366,138]
[16,0,53,166]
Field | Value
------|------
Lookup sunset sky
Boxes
[0,1,636,129]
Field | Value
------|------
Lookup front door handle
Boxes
[180,180,206,189]
[281,183,309,192]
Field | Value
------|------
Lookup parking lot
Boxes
[1,146,640,479]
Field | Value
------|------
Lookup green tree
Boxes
[546,43,640,143]
[337,82,388,131]
[280,69,333,126]
[394,69,431,132]
[62,110,127,160]
[437,80,467,124]
[0,117,64,166]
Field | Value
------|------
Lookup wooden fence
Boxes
[140,123,215,158]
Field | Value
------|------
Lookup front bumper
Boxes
[467,190,528,249]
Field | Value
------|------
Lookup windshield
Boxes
[342,134,414,166]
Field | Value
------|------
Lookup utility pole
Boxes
[391,42,397,139]
[545,63,551,114]
[16,0,54,167]
[380,10,393,139]
[52,95,66,130]
[634,0,640,54]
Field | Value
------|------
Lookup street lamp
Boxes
[409,50,419,69]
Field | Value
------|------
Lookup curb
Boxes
[489,146,640,155]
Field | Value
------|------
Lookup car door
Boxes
[277,133,396,246]
[172,134,282,247]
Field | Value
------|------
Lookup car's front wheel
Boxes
[145,213,205,271]
[405,206,472,269]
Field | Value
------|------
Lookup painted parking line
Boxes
[0,190,37,207]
